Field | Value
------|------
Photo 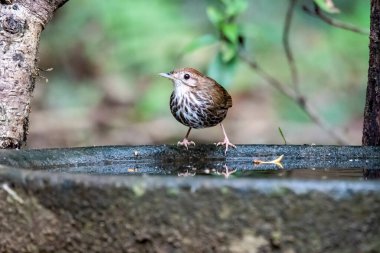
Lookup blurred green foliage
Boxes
[204,0,247,85]
[39,0,369,125]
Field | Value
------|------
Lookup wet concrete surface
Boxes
[0,144,379,175]
[0,144,379,252]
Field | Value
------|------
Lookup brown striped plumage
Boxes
[159,68,236,154]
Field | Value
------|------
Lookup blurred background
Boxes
[28,0,369,148]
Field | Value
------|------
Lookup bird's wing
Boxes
[211,80,232,109]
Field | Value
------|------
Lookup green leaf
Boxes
[221,42,237,62]
[314,0,340,13]
[207,52,238,86]
[221,0,232,6]
[207,6,224,27]
[234,0,248,13]
[225,0,248,17]
[181,34,218,54]
[222,23,239,43]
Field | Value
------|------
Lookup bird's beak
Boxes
[159,72,175,80]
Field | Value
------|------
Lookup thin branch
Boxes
[239,54,296,98]
[283,0,300,95]
[239,53,347,145]
[303,4,369,36]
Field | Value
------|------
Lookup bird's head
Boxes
[159,68,205,88]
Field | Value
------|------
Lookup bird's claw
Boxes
[215,138,236,154]
[177,138,196,150]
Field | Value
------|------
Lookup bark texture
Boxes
[363,0,380,145]
[0,0,68,149]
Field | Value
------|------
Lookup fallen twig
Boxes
[2,183,24,204]
[254,155,284,169]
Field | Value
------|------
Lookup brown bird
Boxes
[159,67,236,154]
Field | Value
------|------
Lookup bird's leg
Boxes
[177,127,195,149]
[216,124,236,154]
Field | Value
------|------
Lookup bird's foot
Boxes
[177,138,196,150]
[215,137,236,155]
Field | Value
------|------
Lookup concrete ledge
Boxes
[0,145,379,252]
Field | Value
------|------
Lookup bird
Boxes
[159,67,236,154]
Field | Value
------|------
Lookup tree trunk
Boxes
[0,0,68,149]
[363,0,380,145]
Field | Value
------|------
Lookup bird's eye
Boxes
[184,74,190,80]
